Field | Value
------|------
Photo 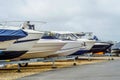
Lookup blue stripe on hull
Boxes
[14,38,39,43]
[71,50,89,55]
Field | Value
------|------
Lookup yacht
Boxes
[111,42,120,53]
[70,32,95,55]
[0,22,44,60]
[72,32,113,55]
[42,31,84,57]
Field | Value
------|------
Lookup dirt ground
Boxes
[0,59,106,80]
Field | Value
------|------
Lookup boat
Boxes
[41,31,84,57]
[18,31,92,59]
[111,48,120,53]
[109,42,120,56]
[89,34,113,54]
[62,32,95,55]
[0,22,44,60]
[72,39,95,55]
[72,32,113,55]
[89,42,113,54]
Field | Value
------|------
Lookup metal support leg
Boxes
[51,58,57,68]
[88,53,92,61]
[17,63,21,72]
[73,57,77,66]
[109,53,114,60]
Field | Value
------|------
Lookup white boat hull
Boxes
[52,41,82,56]
[77,39,95,50]
[0,40,15,50]
[56,47,81,56]
[53,40,95,56]
[18,39,66,59]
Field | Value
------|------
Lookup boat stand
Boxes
[87,53,92,61]
[73,56,78,66]
[17,63,21,72]
[0,57,75,72]
[51,58,57,68]
[108,53,114,60]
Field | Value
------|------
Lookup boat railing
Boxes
[0,21,46,30]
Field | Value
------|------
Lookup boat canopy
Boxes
[0,29,28,41]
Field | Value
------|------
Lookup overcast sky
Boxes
[0,0,120,41]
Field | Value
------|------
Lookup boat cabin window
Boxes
[74,33,94,40]
[54,33,77,40]
[42,32,57,39]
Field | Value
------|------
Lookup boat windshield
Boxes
[54,33,77,40]
[74,33,93,40]
[42,32,77,40]
[42,32,57,39]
